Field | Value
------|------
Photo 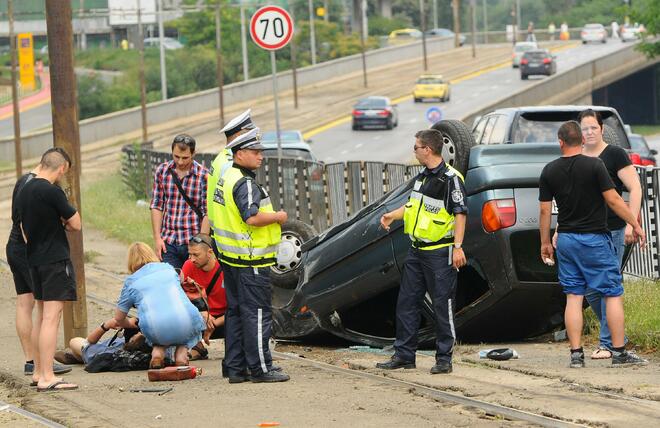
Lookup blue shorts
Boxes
[556,232,623,297]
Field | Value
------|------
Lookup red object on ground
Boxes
[147,366,202,382]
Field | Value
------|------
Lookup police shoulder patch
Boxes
[451,189,464,204]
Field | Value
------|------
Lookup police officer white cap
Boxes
[225,128,265,152]
[220,109,255,138]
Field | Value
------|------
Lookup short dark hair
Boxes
[558,121,583,147]
[40,147,71,170]
[414,129,444,155]
[171,134,196,153]
[577,109,603,128]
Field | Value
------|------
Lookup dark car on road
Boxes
[271,106,632,346]
[520,49,557,80]
[352,96,399,130]
[628,133,657,166]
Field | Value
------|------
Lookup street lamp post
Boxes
[215,1,225,125]
[8,0,21,178]
[419,0,428,71]
[240,4,249,80]
[308,0,317,65]
[157,0,167,100]
[137,0,148,143]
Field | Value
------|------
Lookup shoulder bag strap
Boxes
[167,168,203,221]
[205,265,223,298]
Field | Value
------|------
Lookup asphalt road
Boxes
[0,102,52,139]
[309,40,635,164]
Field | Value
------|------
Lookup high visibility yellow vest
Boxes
[206,148,233,224]
[212,165,281,267]
[403,165,464,251]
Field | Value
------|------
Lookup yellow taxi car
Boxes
[412,74,450,102]
[387,28,423,45]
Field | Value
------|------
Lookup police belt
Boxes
[219,254,277,267]
[411,236,454,248]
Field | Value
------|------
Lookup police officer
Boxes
[211,128,290,383]
[207,109,257,240]
[376,129,468,374]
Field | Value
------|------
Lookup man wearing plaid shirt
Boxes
[151,134,209,269]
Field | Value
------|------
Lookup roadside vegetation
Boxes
[631,125,660,136]
[584,278,660,354]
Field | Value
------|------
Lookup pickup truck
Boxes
[271,106,631,346]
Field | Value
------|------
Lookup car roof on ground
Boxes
[489,105,617,114]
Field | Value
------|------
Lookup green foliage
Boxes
[121,142,149,200]
[632,0,660,58]
[82,171,153,246]
[368,15,412,36]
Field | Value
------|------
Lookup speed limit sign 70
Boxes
[250,6,294,51]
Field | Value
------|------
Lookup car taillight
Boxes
[482,199,516,233]
[641,158,656,167]
[543,57,551,64]
[352,109,364,116]
[629,153,642,166]
[377,108,391,117]
[512,53,516,59]
[520,58,528,65]
[581,31,586,36]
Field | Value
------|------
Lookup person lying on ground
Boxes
[110,242,206,369]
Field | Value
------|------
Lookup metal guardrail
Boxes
[121,145,422,234]
[624,166,660,280]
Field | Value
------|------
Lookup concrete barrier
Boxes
[0,36,454,162]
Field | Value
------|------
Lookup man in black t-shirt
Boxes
[539,121,647,368]
[17,148,81,392]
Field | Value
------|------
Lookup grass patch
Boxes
[584,278,660,354]
[630,125,660,136]
[82,172,152,245]
[84,250,103,264]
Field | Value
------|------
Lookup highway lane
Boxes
[309,40,635,164]
[0,102,52,139]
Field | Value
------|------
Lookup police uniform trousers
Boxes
[223,264,273,377]
[393,246,457,363]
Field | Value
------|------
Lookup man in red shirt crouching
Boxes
[181,233,225,360]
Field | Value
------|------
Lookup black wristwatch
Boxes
[100,322,109,332]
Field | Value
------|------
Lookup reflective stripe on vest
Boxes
[211,166,281,267]
[206,148,233,224]
[403,165,465,251]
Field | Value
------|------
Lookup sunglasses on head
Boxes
[190,235,212,248]
[173,135,195,146]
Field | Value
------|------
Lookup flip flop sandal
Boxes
[37,380,78,392]
[30,381,37,387]
[188,344,208,361]
[591,348,612,359]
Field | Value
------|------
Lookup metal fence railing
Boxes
[121,145,422,234]
[624,167,660,280]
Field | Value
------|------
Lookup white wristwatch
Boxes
[454,243,463,249]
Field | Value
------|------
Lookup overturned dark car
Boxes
[271,106,631,346]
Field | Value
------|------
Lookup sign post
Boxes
[250,6,294,161]
[17,33,35,91]
[426,106,443,125]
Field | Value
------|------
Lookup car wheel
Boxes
[270,220,317,290]
[582,40,587,44]
[430,119,476,176]
[602,125,621,147]
[414,98,420,103]
[352,122,359,131]
[386,118,394,130]
[521,74,528,80]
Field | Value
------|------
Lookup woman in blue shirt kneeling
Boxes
[113,242,205,368]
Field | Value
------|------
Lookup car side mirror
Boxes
[651,149,658,155]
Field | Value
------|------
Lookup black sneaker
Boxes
[570,350,585,368]
[430,361,452,374]
[250,370,290,383]
[24,362,72,376]
[375,356,416,370]
[612,350,648,366]
[227,369,250,383]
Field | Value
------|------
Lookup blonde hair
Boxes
[127,242,159,273]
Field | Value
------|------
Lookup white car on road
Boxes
[581,23,608,44]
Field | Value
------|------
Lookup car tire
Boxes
[582,40,587,44]
[386,118,394,130]
[352,123,359,131]
[430,119,476,176]
[270,220,317,290]
[521,74,528,80]
[414,98,420,103]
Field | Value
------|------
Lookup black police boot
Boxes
[250,369,290,383]
[375,355,416,370]
[430,361,452,374]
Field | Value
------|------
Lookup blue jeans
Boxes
[585,227,626,350]
[162,242,189,270]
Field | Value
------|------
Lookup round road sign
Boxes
[426,106,443,124]
[250,6,294,51]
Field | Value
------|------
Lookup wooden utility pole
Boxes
[137,0,148,143]
[419,0,428,71]
[44,0,88,342]
[452,0,461,48]
[215,1,225,125]
[470,0,476,58]
[8,0,22,179]
[287,0,299,109]
[360,0,368,87]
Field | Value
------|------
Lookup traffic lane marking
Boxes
[303,42,579,140]
[0,96,51,122]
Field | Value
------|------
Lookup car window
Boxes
[417,78,443,84]
[524,52,547,60]
[480,116,497,145]
[261,131,301,143]
[629,135,651,156]
[262,148,314,161]
[515,44,534,52]
[356,98,388,109]
[487,116,507,144]
[472,117,488,144]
